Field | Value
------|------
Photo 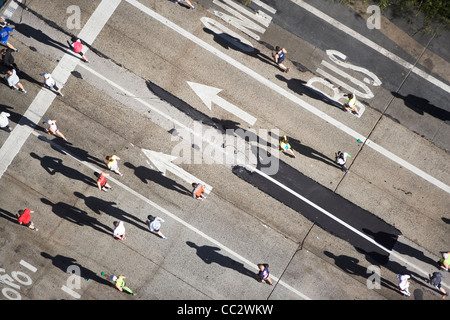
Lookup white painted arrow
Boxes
[142,148,212,194]
[187,81,257,126]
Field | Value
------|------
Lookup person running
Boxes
[0,111,12,132]
[41,73,64,96]
[428,272,448,299]
[113,221,126,240]
[439,252,450,272]
[279,135,296,158]
[173,0,195,9]
[17,209,38,231]
[256,264,273,285]
[272,46,290,73]
[0,24,18,51]
[1,48,19,71]
[343,93,359,115]
[335,151,350,173]
[95,172,112,192]
[146,215,167,239]
[398,274,411,297]
[43,119,68,141]
[5,69,26,93]
[110,275,135,295]
[105,155,123,176]
[191,182,207,200]
[68,37,90,63]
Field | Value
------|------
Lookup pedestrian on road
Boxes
[68,37,90,63]
[113,221,126,240]
[343,93,360,115]
[428,272,448,299]
[95,172,112,192]
[1,48,19,71]
[110,275,135,295]
[397,274,411,297]
[0,24,19,51]
[43,119,68,141]
[191,182,207,200]
[279,135,296,158]
[173,0,196,9]
[17,209,38,231]
[335,151,350,173]
[41,73,64,96]
[146,215,167,239]
[105,155,123,176]
[0,111,12,132]
[256,264,273,285]
[5,69,26,93]
[272,46,290,73]
[439,252,450,271]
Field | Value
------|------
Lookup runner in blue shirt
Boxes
[0,26,18,52]
[272,46,290,73]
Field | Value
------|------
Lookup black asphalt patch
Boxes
[232,155,402,265]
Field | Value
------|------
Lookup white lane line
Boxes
[292,0,450,94]
[30,131,311,300]
[124,0,450,195]
[0,0,122,179]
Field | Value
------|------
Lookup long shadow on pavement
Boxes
[40,252,112,287]
[186,241,256,281]
[123,162,191,195]
[30,152,96,187]
[73,191,148,233]
[41,198,111,236]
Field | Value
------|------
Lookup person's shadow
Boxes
[270,132,341,169]
[13,23,68,53]
[324,250,399,294]
[41,197,111,236]
[276,76,344,110]
[30,152,96,187]
[46,138,105,168]
[392,91,450,123]
[186,241,256,280]
[0,207,18,224]
[73,191,148,232]
[203,28,275,67]
[362,229,436,268]
[123,162,191,195]
[40,252,112,286]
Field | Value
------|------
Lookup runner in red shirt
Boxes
[17,209,38,231]
[95,172,112,192]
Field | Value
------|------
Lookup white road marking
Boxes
[19,260,37,273]
[141,148,213,194]
[187,81,257,125]
[292,0,450,95]
[30,131,311,300]
[125,0,450,195]
[0,0,122,179]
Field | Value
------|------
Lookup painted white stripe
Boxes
[0,0,122,179]
[1,0,21,20]
[124,0,450,195]
[19,260,37,273]
[292,0,450,95]
[30,131,311,300]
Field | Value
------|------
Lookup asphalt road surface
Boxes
[0,0,449,305]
